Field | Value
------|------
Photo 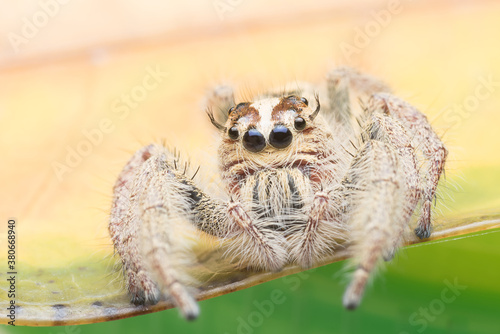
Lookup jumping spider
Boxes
[109,67,447,319]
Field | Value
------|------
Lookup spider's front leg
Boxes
[341,139,406,310]
[341,93,438,308]
[326,68,446,239]
[110,144,287,319]
[110,145,160,306]
[110,144,203,319]
[340,99,426,306]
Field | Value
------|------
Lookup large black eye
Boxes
[228,126,239,140]
[269,125,292,149]
[300,97,308,106]
[243,129,266,152]
[294,117,306,131]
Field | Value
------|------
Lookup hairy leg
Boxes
[364,103,422,260]
[109,144,160,305]
[325,66,391,129]
[225,200,288,271]
[110,144,205,319]
[290,187,347,269]
[342,140,405,309]
[110,144,237,319]
[371,93,448,239]
[130,145,202,319]
[111,143,292,319]
[287,68,396,269]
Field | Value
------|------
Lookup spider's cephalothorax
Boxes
[216,95,337,189]
[109,67,447,320]
[207,94,349,273]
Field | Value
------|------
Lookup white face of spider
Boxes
[243,98,281,136]
[222,95,317,153]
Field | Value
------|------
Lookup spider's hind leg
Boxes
[325,66,391,128]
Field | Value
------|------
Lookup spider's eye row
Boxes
[228,126,239,140]
[300,97,308,106]
[294,117,306,131]
[243,129,266,153]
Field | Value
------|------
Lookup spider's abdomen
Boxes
[238,168,313,234]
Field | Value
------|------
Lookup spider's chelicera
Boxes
[109,67,447,320]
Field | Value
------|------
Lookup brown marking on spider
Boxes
[109,66,447,319]
[270,95,308,120]
[228,102,261,125]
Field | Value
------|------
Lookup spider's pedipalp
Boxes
[289,186,348,269]
[226,199,288,271]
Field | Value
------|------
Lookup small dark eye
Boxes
[294,117,306,131]
[300,97,308,106]
[228,106,235,115]
[228,126,239,140]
